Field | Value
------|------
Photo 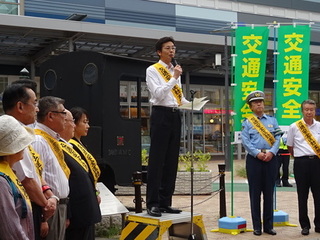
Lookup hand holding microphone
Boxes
[171,57,178,67]
[171,58,182,79]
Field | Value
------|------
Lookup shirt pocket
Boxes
[249,127,259,140]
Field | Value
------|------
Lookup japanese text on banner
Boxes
[233,26,269,131]
[276,25,310,125]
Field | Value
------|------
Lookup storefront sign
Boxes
[203,109,234,114]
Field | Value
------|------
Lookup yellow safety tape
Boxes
[120,222,139,240]
[135,225,158,240]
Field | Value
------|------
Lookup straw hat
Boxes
[0,115,35,156]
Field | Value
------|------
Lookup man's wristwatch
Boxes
[48,195,60,203]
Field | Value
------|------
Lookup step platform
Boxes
[120,211,207,240]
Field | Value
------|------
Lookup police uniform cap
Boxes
[246,90,265,104]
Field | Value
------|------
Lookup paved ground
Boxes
[102,159,320,240]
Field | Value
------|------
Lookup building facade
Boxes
[1,0,320,158]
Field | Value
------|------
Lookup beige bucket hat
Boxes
[0,115,35,156]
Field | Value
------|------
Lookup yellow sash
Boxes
[153,62,182,106]
[0,161,31,208]
[69,139,101,185]
[34,129,70,178]
[59,142,89,172]
[296,119,320,158]
[27,145,43,179]
[247,115,275,147]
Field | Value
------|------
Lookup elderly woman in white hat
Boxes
[0,115,35,240]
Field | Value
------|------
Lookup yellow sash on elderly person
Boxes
[69,139,100,185]
[153,62,182,106]
[59,141,89,172]
[0,161,31,208]
[247,114,275,147]
[34,129,70,178]
[296,119,320,158]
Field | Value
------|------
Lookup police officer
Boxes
[241,90,281,236]
[276,136,293,187]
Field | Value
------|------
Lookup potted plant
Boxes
[141,149,148,183]
[115,149,212,195]
[175,150,212,195]
[178,150,211,172]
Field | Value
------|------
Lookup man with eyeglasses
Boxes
[2,81,57,240]
[145,36,189,217]
[32,96,70,240]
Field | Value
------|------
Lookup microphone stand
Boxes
[188,90,196,240]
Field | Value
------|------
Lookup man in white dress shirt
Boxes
[2,81,57,239]
[287,99,320,236]
[145,36,189,217]
[32,96,70,240]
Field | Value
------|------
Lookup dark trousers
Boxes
[277,152,290,182]
[294,157,320,229]
[146,107,181,208]
[246,154,277,231]
[66,225,95,240]
[32,202,42,240]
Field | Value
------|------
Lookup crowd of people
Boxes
[0,35,188,240]
[1,36,319,239]
[145,36,320,237]
[0,81,101,240]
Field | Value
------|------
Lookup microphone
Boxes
[190,90,197,100]
[171,58,178,67]
[190,90,197,95]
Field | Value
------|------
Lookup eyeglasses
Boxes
[163,46,176,50]
[51,111,67,115]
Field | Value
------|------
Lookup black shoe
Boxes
[264,229,277,235]
[276,183,282,187]
[147,207,162,217]
[301,227,309,235]
[315,227,320,233]
[159,206,182,213]
[253,230,262,236]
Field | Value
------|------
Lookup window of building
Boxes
[0,76,9,114]
[118,80,320,158]
[0,0,20,15]
[310,91,319,105]
[119,80,151,151]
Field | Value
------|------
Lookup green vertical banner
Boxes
[233,26,269,131]
[276,25,310,125]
